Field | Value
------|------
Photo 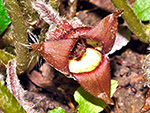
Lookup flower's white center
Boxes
[69,48,102,73]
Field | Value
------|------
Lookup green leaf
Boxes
[0,80,26,113]
[0,0,11,34]
[74,87,107,113]
[74,80,118,113]
[48,107,66,113]
[110,79,118,97]
[133,0,150,21]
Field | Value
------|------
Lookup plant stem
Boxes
[4,0,30,74]
[0,79,26,113]
[111,0,150,43]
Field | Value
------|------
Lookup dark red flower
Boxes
[31,1,123,105]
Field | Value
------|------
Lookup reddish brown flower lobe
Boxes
[83,10,123,54]
[72,54,114,105]
[31,39,78,74]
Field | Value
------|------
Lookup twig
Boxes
[114,98,120,113]
[111,0,150,43]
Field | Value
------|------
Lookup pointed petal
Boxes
[72,54,114,105]
[83,10,123,54]
[31,38,78,74]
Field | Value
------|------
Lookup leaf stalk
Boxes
[111,0,150,43]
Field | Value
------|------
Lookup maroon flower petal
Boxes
[31,38,78,74]
[83,10,123,54]
[72,54,114,105]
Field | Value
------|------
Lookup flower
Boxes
[31,1,123,105]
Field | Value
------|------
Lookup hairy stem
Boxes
[4,0,30,74]
[111,0,150,43]
[0,79,26,113]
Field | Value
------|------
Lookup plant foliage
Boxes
[133,0,150,21]
[0,0,11,34]
[48,107,66,113]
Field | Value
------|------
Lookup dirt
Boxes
[110,46,148,113]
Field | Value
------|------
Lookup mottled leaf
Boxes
[4,0,30,74]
